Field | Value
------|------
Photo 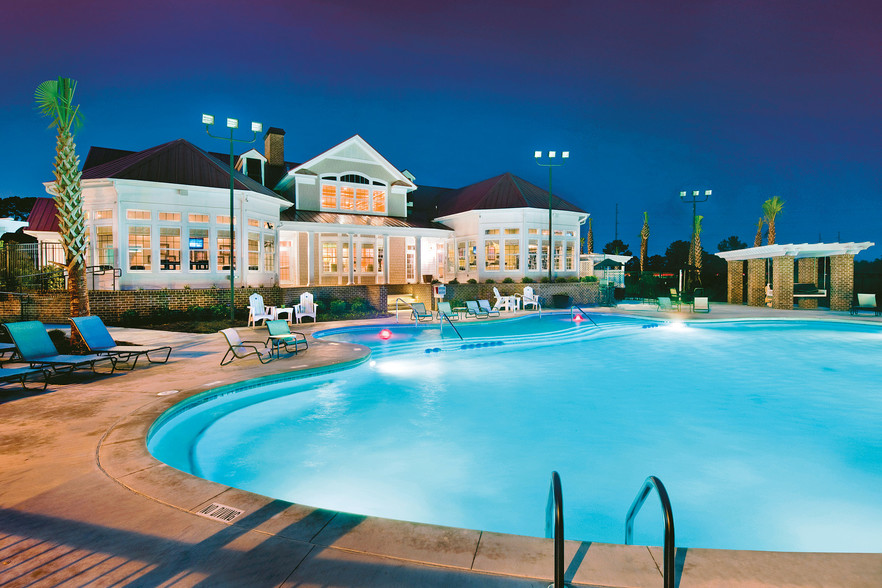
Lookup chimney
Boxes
[264,127,286,166]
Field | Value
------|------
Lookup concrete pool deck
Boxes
[0,303,880,587]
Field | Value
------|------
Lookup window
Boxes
[485,240,499,270]
[322,242,337,273]
[321,184,337,208]
[248,218,259,227]
[527,240,538,270]
[406,242,415,281]
[159,212,180,221]
[340,186,354,210]
[372,189,386,213]
[95,209,112,220]
[96,226,113,266]
[248,232,259,270]
[447,241,456,275]
[528,228,538,235]
[566,243,575,270]
[217,229,234,271]
[467,240,477,270]
[377,243,384,272]
[159,227,180,270]
[189,213,209,223]
[505,228,520,235]
[505,240,519,270]
[485,228,500,235]
[217,215,234,225]
[264,235,275,272]
[128,226,151,271]
[361,243,375,272]
[341,174,369,184]
[342,242,349,273]
[279,240,291,281]
[541,241,549,270]
[555,242,564,270]
[127,209,150,220]
[355,188,369,212]
[457,241,466,271]
[189,228,209,270]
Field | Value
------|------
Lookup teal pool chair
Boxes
[265,319,309,358]
[478,300,501,317]
[71,316,171,370]
[4,321,116,375]
[410,302,435,322]
[437,301,459,321]
[0,365,51,391]
[465,300,489,319]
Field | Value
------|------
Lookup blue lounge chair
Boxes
[657,296,679,311]
[265,319,309,357]
[437,301,459,321]
[0,366,51,391]
[478,300,501,317]
[465,301,489,319]
[4,321,116,375]
[220,328,274,366]
[71,316,171,370]
[410,302,434,322]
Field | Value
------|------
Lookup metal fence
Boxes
[0,242,66,292]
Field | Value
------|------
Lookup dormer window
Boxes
[320,173,387,215]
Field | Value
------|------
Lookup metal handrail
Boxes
[545,471,566,588]
[438,311,463,340]
[625,475,675,588]
[570,304,598,326]
[394,297,417,324]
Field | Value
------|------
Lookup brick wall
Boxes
[771,256,794,309]
[797,258,819,309]
[746,258,766,307]
[727,260,743,304]
[388,237,406,284]
[829,254,854,311]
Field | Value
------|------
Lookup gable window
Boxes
[355,188,369,212]
[340,186,354,210]
[320,174,388,214]
[372,189,385,213]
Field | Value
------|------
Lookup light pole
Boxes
[203,114,262,321]
[679,188,711,290]
[535,150,569,282]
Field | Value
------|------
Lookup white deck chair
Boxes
[692,296,710,313]
[519,286,541,310]
[294,292,317,323]
[492,287,517,311]
[247,293,274,327]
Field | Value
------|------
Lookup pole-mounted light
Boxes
[535,151,570,282]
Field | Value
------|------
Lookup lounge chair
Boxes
[410,302,435,322]
[657,296,679,311]
[4,321,116,375]
[0,365,51,391]
[465,300,489,319]
[437,301,459,321]
[265,319,309,357]
[247,293,274,327]
[692,297,710,313]
[670,288,682,305]
[71,316,171,370]
[0,342,18,362]
[294,292,317,323]
[518,286,541,311]
[220,328,274,366]
[492,287,518,312]
[478,300,501,317]
[850,293,880,316]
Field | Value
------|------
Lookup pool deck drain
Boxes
[0,304,880,587]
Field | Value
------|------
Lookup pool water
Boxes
[148,316,882,552]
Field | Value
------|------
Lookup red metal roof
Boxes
[27,198,60,232]
[436,173,586,217]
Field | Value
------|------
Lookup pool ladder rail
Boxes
[545,472,675,588]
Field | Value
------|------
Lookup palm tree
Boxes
[692,215,704,285]
[586,217,594,254]
[35,77,89,317]
[639,211,649,273]
[762,196,785,245]
[754,217,764,247]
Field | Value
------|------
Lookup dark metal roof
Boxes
[83,147,136,171]
[81,140,288,202]
[282,209,452,231]
[435,172,586,217]
[27,198,60,232]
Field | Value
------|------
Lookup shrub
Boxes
[447,278,459,284]
[467,278,478,284]
[539,276,551,283]
[567,276,579,282]
[555,276,567,283]
[120,309,141,326]
[582,275,599,283]
[485,278,495,283]
[350,298,370,314]
[329,299,347,315]
[502,277,514,283]
[521,276,535,283]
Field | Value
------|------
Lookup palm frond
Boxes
[35,77,82,132]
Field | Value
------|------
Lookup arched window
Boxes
[320,173,387,214]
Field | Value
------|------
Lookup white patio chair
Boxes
[492,287,518,312]
[519,286,541,311]
[247,293,274,327]
[294,292,317,323]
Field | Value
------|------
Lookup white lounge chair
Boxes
[692,297,710,313]
[247,293,274,327]
[294,292,317,323]
[519,286,541,311]
[492,287,518,312]
[220,328,274,365]
[850,293,879,316]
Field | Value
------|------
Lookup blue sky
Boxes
[2,0,879,257]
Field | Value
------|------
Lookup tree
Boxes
[602,240,631,256]
[692,215,704,285]
[664,240,691,273]
[717,235,747,252]
[586,217,594,254]
[0,196,37,221]
[639,211,649,273]
[762,196,785,245]
[753,217,764,247]
[35,77,89,317]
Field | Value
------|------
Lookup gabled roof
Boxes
[27,198,60,232]
[81,139,288,202]
[434,173,586,217]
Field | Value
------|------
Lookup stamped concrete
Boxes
[1,306,880,587]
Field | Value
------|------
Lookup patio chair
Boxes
[71,316,171,370]
[265,319,309,357]
[850,293,880,316]
[247,293,274,327]
[492,287,517,312]
[3,321,117,375]
[465,300,489,319]
[657,296,679,311]
[0,342,18,362]
[670,288,682,305]
[220,328,274,366]
[410,302,435,322]
[518,286,541,311]
[294,292,317,323]
[478,300,501,317]
[692,296,710,313]
[0,365,51,391]
[437,301,459,321]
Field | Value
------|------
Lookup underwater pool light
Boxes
[379,329,392,340]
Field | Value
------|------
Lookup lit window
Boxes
[96,226,113,266]
[248,218,259,227]
[159,227,181,271]
[355,188,369,212]
[372,189,386,213]
[95,209,113,220]
[248,232,259,270]
[361,243,375,272]
[322,242,338,273]
[127,209,150,220]
[217,215,234,225]
[467,240,477,270]
[528,228,538,234]
[321,183,337,208]
[189,213,209,223]
[528,240,538,270]
[263,235,275,272]
[159,212,180,221]
[457,241,466,271]
[340,186,354,210]
[485,240,499,271]
[505,240,519,270]
[485,228,500,235]
[566,243,575,270]
[217,229,234,271]
[128,226,151,271]
[189,228,209,271]
[505,228,520,235]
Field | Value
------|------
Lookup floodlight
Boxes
[562,151,570,158]
[679,191,686,197]
[693,190,699,196]
[202,114,214,125]
[534,151,542,158]
[226,118,238,129]
[251,122,263,133]
[705,190,712,196]
[549,151,556,158]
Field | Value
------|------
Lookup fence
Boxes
[0,242,66,292]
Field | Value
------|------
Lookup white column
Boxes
[306,230,314,286]
[383,234,390,284]
[414,236,422,283]
[347,233,354,285]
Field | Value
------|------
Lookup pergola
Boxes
[716,242,874,311]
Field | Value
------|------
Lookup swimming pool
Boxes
[148,314,882,553]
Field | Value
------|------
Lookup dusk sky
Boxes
[2,0,880,257]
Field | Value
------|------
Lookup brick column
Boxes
[746,258,766,307]
[797,258,819,309]
[829,254,854,311]
[727,260,743,304]
[771,256,794,309]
